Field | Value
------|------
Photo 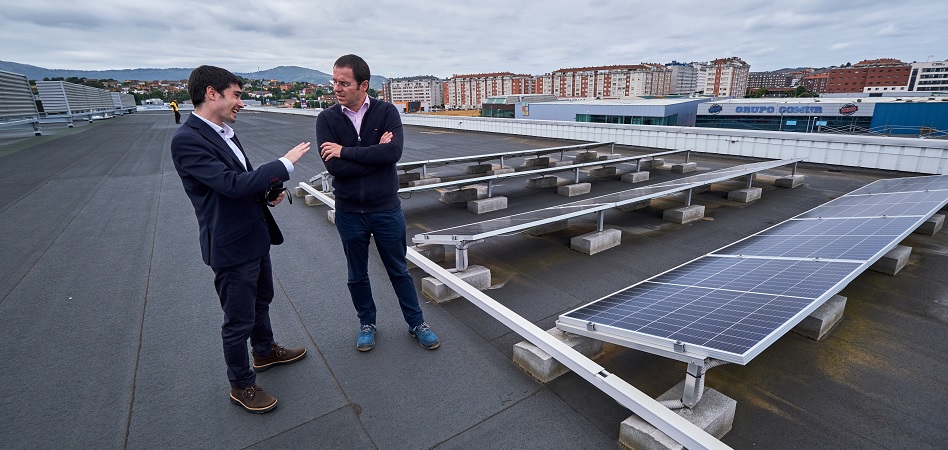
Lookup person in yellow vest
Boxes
[170,100,181,124]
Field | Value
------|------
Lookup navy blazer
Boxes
[171,113,289,269]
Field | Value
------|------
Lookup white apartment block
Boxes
[548,65,671,99]
[382,76,444,110]
[444,73,535,109]
[666,62,698,95]
[907,60,948,92]
[703,57,750,98]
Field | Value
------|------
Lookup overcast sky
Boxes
[2,0,945,78]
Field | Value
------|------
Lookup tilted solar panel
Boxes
[559,175,948,364]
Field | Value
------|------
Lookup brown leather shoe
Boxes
[230,384,277,414]
[252,343,307,372]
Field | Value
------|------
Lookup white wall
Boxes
[245,106,948,175]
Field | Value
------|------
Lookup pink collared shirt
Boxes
[341,95,371,137]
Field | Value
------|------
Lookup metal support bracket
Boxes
[683,362,705,408]
[685,189,693,207]
[746,173,755,189]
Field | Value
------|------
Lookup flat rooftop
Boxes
[1,112,946,448]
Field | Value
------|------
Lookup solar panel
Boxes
[559,174,948,365]
[846,174,948,195]
[413,158,803,245]
[799,190,948,219]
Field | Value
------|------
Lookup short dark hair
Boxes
[188,65,243,106]
[334,54,371,86]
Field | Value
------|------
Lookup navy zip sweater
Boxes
[315,99,404,213]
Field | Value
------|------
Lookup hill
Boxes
[0,61,387,89]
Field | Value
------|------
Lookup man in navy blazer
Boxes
[171,65,310,414]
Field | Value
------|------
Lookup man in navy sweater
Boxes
[315,54,440,352]
[316,55,441,352]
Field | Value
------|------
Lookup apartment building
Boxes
[748,71,795,89]
[907,60,948,92]
[381,76,444,111]
[704,57,750,98]
[825,58,910,94]
[666,61,698,95]
[444,72,535,109]
[542,64,671,99]
[800,72,829,94]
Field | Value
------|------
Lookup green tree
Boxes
[748,88,768,98]
[367,88,378,98]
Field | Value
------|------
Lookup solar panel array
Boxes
[559,175,948,365]
[413,158,803,245]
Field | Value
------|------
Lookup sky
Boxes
[1,0,945,78]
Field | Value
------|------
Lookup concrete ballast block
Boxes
[621,171,650,184]
[304,194,322,207]
[557,183,591,197]
[466,163,493,174]
[523,156,550,167]
[526,176,558,189]
[914,214,944,236]
[619,380,736,450]
[589,166,618,178]
[775,174,805,188]
[792,295,847,341]
[421,265,491,303]
[575,152,600,162]
[663,205,705,224]
[671,162,697,173]
[727,187,762,203]
[292,186,308,198]
[468,196,508,214]
[571,229,622,255]
[641,158,664,170]
[512,328,604,383]
[869,245,911,275]
[398,172,421,184]
[409,177,442,187]
[488,168,516,175]
[439,187,479,203]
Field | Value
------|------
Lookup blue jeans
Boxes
[212,254,275,388]
[334,206,425,328]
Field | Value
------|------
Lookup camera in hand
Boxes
[265,182,290,206]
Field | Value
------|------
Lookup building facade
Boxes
[666,61,698,95]
[444,72,535,109]
[825,59,910,94]
[546,64,672,99]
[704,57,750,98]
[907,60,948,92]
[381,76,444,111]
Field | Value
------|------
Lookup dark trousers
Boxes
[173,110,181,124]
[212,254,275,388]
[334,206,424,328]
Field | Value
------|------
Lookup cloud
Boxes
[0,0,945,76]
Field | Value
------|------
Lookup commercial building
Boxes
[907,60,948,92]
[444,72,535,110]
[481,94,557,118]
[513,98,711,126]
[695,97,948,136]
[382,76,444,112]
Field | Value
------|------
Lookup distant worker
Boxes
[170,99,181,124]
[316,54,440,352]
